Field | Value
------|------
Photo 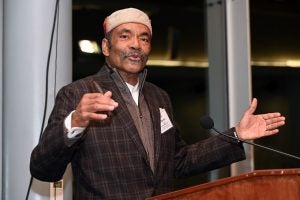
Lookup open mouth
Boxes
[128,53,142,62]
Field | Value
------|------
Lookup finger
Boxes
[262,113,283,120]
[245,98,257,115]
[269,116,285,123]
[77,99,113,114]
[90,102,116,113]
[103,91,112,97]
[83,93,104,100]
[102,91,118,107]
[77,105,113,120]
[265,129,279,136]
[85,91,117,108]
[74,112,108,124]
[266,120,285,130]
[88,112,110,120]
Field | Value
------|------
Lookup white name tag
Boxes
[160,108,173,134]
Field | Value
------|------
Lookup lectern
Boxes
[147,168,300,200]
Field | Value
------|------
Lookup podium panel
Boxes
[147,168,300,200]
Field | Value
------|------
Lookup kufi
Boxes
[103,8,152,35]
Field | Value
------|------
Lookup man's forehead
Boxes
[112,23,152,35]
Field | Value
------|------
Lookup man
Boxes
[30,8,285,199]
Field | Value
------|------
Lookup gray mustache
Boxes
[121,50,148,62]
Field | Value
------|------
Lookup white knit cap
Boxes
[103,8,152,35]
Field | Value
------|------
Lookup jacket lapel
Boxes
[143,85,162,173]
[95,67,150,165]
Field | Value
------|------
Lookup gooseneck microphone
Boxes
[200,115,300,160]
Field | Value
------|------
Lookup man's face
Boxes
[102,23,152,75]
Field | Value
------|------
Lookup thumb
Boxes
[245,98,257,115]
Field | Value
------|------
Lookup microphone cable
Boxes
[210,127,300,160]
[25,0,60,199]
[200,115,300,161]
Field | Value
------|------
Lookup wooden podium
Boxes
[147,168,300,200]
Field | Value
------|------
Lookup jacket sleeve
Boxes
[30,85,84,182]
[174,127,246,178]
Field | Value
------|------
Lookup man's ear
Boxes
[102,38,109,56]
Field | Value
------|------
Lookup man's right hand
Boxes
[71,91,118,128]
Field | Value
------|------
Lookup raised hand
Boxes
[71,91,118,128]
[235,98,285,140]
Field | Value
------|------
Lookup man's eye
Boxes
[141,37,149,43]
[120,34,129,39]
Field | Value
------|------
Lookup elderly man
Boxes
[30,8,285,200]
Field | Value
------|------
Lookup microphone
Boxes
[200,115,300,160]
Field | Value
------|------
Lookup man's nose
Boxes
[130,37,141,50]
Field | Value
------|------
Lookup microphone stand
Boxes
[212,127,300,160]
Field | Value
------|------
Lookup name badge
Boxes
[160,108,173,134]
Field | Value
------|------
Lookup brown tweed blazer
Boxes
[30,64,245,200]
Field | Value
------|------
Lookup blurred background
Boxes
[72,0,300,189]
